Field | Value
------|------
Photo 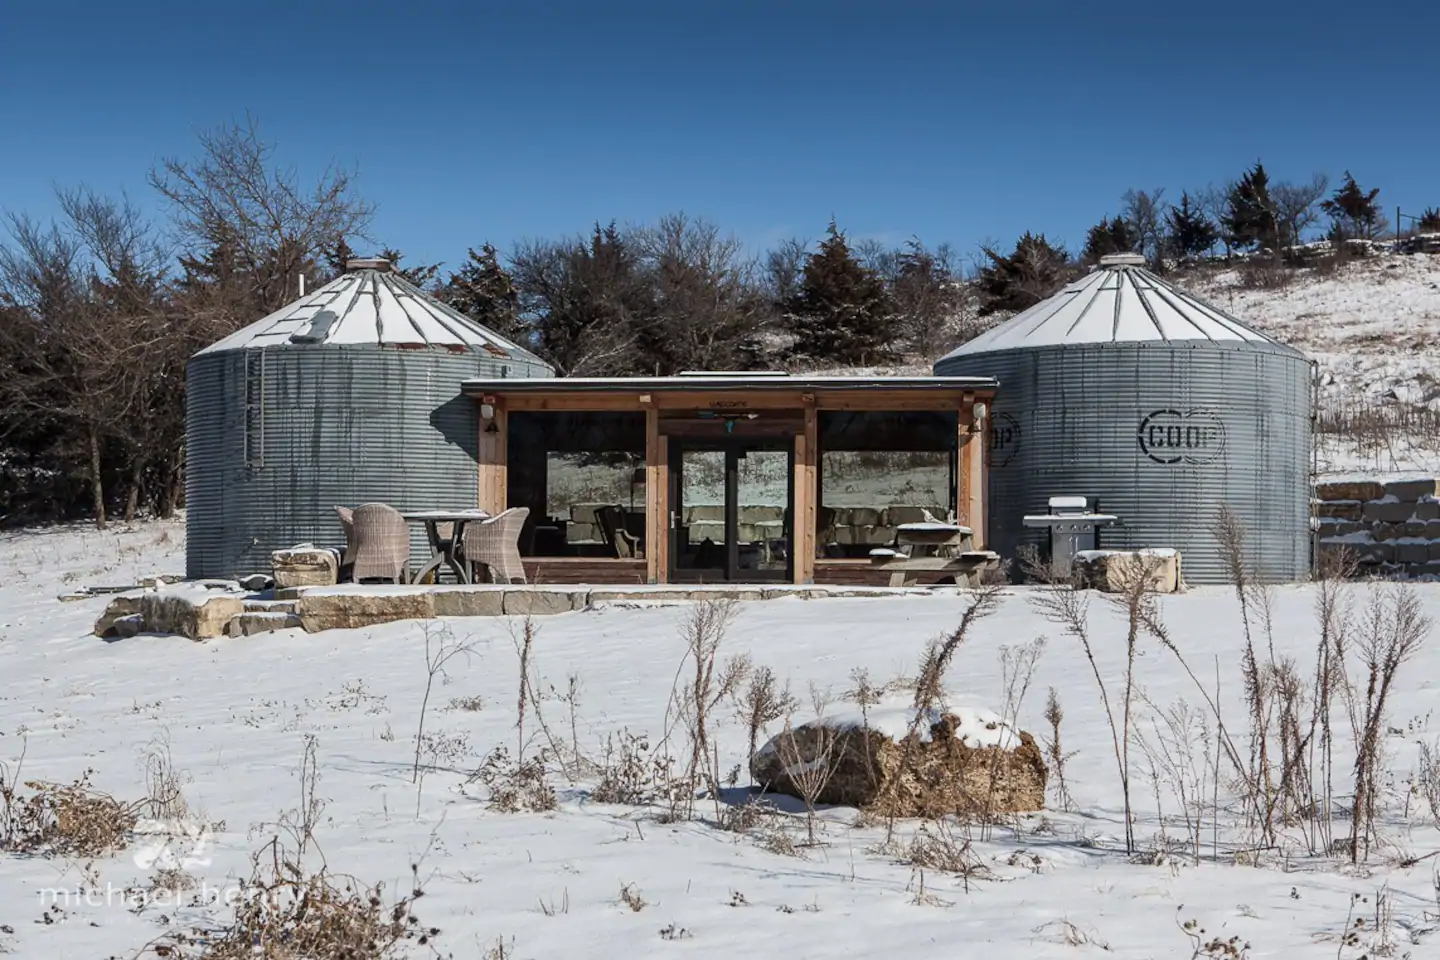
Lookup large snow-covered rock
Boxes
[751,700,1046,817]
[1074,549,1183,594]
[93,589,149,637]
[140,584,244,640]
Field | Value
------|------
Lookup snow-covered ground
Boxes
[3,520,1440,959]
[1184,253,1440,477]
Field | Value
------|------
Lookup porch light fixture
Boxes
[973,402,988,421]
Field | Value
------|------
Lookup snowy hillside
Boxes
[3,521,1440,959]
[1183,253,1440,477]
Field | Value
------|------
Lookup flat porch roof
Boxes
[460,373,999,396]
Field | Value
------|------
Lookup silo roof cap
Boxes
[194,261,548,367]
[939,257,1298,359]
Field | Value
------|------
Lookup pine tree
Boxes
[1419,208,1440,233]
[1222,161,1279,253]
[438,243,525,343]
[1166,192,1219,260]
[977,232,1072,315]
[1321,171,1386,241]
[323,235,359,278]
[784,220,896,365]
[890,238,961,355]
[1081,216,1135,264]
[376,247,441,290]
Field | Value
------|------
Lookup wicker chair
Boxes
[334,505,357,576]
[350,502,411,583]
[462,507,530,584]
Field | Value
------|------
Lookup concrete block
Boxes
[1395,541,1430,564]
[1416,499,1440,521]
[1317,500,1363,521]
[1428,520,1440,539]
[1361,500,1385,521]
[739,505,784,524]
[1429,541,1440,562]
[1405,520,1428,538]
[685,505,724,523]
[1379,501,1414,523]
[1374,523,1400,541]
[1317,480,1386,502]
[431,588,506,617]
[1384,478,1438,501]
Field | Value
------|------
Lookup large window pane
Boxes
[818,411,957,557]
[507,412,646,558]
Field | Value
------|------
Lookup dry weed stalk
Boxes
[661,600,750,821]
[618,883,648,912]
[1133,695,1215,864]
[1042,687,1077,812]
[774,685,840,845]
[735,666,797,772]
[413,622,480,792]
[1348,585,1428,861]
[880,579,1006,842]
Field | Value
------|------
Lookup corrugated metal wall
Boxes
[187,346,552,579]
[936,341,1311,583]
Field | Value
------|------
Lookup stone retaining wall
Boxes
[1315,477,1440,577]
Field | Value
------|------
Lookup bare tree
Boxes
[1273,174,1329,252]
[150,116,374,319]
[1122,188,1169,269]
[1197,182,1236,260]
[632,213,768,373]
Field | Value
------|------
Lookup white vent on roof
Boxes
[345,258,393,273]
[1098,253,1146,268]
[678,370,790,378]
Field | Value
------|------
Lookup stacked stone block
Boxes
[1315,478,1440,577]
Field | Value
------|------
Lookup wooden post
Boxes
[794,402,818,584]
[958,403,986,550]
[478,402,507,514]
[644,404,668,583]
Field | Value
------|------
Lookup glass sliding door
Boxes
[669,439,792,582]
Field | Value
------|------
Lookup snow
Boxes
[1074,548,1179,560]
[3,519,1440,959]
[1183,253,1440,476]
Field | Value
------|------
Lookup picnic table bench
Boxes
[868,522,999,587]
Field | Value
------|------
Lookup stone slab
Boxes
[502,589,589,617]
[226,612,303,636]
[1384,478,1438,501]
[431,588,506,617]
[1317,500,1363,521]
[297,591,435,632]
[1317,480,1385,502]
[141,588,245,640]
[93,590,149,637]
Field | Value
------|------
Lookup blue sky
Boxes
[2,1,1436,272]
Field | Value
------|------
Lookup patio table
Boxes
[401,509,490,584]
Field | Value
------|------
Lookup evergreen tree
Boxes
[1081,216,1135,264]
[377,246,441,290]
[1321,171,1386,241]
[784,220,896,365]
[1222,161,1279,253]
[437,243,525,343]
[1165,192,1219,260]
[1419,207,1440,233]
[322,235,359,278]
[977,232,1072,315]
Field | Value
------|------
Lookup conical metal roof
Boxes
[939,253,1287,360]
[196,259,544,363]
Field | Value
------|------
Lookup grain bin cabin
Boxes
[935,253,1312,584]
[186,259,553,579]
[459,374,998,585]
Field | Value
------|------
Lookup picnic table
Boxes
[401,509,490,584]
[868,522,996,587]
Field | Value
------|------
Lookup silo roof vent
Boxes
[345,257,393,273]
[1098,253,1146,268]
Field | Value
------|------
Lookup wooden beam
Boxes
[478,403,508,514]
[794,404,818,584]
[645,405,668,583]
[958,405,986,550]
[491,387,997,414]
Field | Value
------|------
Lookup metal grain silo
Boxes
[186,259,553,578]
[934,254,1311,584]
